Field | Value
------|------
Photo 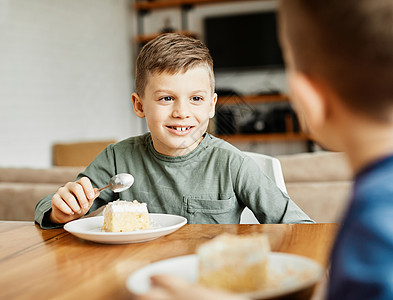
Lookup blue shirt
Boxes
[328,155,393,299]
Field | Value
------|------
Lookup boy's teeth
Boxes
[174,127,189,131]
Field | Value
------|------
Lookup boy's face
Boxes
[132,66,217,157]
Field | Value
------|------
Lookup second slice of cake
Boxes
[101,200,151,232]
[197,233,270,293]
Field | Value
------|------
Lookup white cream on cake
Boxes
[101,200,151,232]
[197,233,270,293]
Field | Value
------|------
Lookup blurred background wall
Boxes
[0,0,308,169]
[0,0,141,168]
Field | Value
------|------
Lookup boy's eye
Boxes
[160,96,174,102]
[191,96,203,102]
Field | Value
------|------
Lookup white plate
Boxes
[126,253,324,299]
[64,214,187,244]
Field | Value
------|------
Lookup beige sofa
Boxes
[0,151,353,223]
[279,151,352,223]
[0,167,84,221]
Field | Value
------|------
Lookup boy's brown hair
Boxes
[280,0,393,120]
[135,33,215,97]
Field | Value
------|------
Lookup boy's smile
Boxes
[132,66,217,157]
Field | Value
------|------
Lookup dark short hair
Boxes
[280,0,393,120]
[135,33,215,97]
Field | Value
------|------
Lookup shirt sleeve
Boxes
[34,145,117,229]
[34,192,59,229]
[235,156,314,224]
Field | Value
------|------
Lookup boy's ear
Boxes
[209,93,218,118]
[132,92,145,118]
[290,72,330,130]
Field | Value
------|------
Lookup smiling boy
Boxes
[35,33,313,229]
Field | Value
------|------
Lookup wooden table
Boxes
[0,222,338,300]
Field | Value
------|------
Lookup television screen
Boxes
[204,11,284,70]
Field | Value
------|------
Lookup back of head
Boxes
[280,0,393,121]
[135,33,214,97]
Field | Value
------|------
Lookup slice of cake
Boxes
[197,233,270,293]
[101,200,151,232]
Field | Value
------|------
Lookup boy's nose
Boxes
[172,100,191,119]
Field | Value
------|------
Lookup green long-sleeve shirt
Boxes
[35,133,313,228]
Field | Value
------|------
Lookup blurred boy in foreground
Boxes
[135,0,393,299]
[281,0,393,298]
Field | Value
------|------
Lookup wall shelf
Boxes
[217,94,289,105]
[135,0,251,11]
[134,0,263,39]
[213,93,312,144]
[135,31,197,44]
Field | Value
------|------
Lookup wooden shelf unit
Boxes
[134,0,258,42]
[213,94,310,143]
[217,93,289,105]
[215,132,310,143]
[135,0,251,11]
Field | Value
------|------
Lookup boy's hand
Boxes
[132,275,249,300]
[50,177,100,224]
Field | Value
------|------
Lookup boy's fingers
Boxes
[150,275,187,290]
[51,178,99,223]
[93,188,100,201]
[68,182,89,210]
[133,290,167,300]
[52,193,74,215]
[77,177,96,201]
[58,185,82,213]
[148,275,248,300]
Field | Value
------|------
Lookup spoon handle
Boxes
[98,184,111,192]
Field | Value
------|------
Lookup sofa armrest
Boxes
[0,182,61,221]
[286,181,352,223]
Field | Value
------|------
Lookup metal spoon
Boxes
[98,173,134,193]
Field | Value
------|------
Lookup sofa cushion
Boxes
[0,167,84,184]
[53,140,116,166]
